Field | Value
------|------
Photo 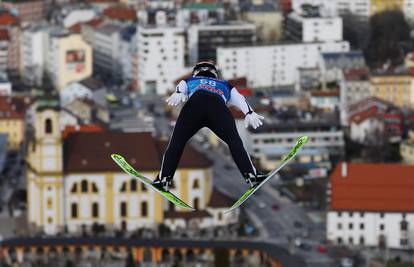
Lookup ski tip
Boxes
[111,153,123,160]
[299,135,309,144]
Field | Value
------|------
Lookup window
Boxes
[193,179,200,189]
[218,212,223,221]
[338,212,342,217]
[337,237,342,244]
[400,239,409,246]
[349,212,353,217]
[380,224,385,231]
[142,184,147,192]
[92,203,99,218]
[141,201,148,217]
[193,198,199,210]
[360,236,365,245]
[360,223,364,230]
[130,179,137,192]
[120,182,127,192]
[349,237,354,244]
[47,198,53,209]
[338,223,342,230]
[380,213,385,218]
[48,217,53,224]
[401,221,408,231]
[71,183,78,193]
[360,212,364,217]
[349,223,353,230]
[81,180,88,193]
[45,118,52,134]
[92,183,98,193]
[121,202,127,217]
[71,203,78,218]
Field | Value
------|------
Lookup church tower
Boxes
[27,90,63,234]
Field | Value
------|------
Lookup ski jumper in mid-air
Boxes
[152,62,266,191]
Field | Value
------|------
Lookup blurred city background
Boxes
[0,0,414,266]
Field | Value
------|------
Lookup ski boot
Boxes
[151,174,173,191]
[243,171,268,188]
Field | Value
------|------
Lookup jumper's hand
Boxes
[244,112,264,129]
[166,92,187,106]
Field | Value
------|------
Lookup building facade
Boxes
[284,12,343,43]
[0,0,45,23]
[240,0,283,42]
[400,129,414,163]
[46,30,93,90]
[369,72,414,109]
[188,22,256,65]
[217,41,350,88]
[327,162,414,249]
[20,26,47,86]
[136,25,187,94]
[0,97,25,150]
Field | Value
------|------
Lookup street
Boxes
[196,139,335,267]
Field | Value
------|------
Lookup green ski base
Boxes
[111,154,195,211]
[225,135,309,213]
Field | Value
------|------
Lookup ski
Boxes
[111,154,195,211]
[225,135,309,213]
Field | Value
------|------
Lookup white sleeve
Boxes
[228,87,253,115]
[175,80,188,95]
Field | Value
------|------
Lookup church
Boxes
[26,94,238,235]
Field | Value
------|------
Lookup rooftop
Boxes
[0,97,26,120]
[64,132,212,173]
[330,162,414,212]
[96,24,122,35]
[207,188,235,208]
[0,11,18,26]
[182,2,224,10]
[240,0,279,12]
[103,6,137,21]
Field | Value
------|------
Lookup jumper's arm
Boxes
[228,87,254,115]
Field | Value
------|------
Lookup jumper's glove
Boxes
[166,92,187,106]
[244,112,264,129]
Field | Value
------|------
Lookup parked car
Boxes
[318,245,327,253]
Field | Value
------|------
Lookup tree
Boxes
[365,10,411,68]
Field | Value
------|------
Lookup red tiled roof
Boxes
[0,12,18,26]
[349,109,382,125]
[208,188,235,208]
[0,97,25,120]
[344,68,369,81]
[311,90,339,97]
[64,132,212,173]
[62,124,105,139]
[164,210,212,220]
[69,17,103,33]
[0,29,9,41]
[330,162,414,212]
[103,6,137,21]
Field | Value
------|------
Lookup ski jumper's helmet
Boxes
[192,61,218,79]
